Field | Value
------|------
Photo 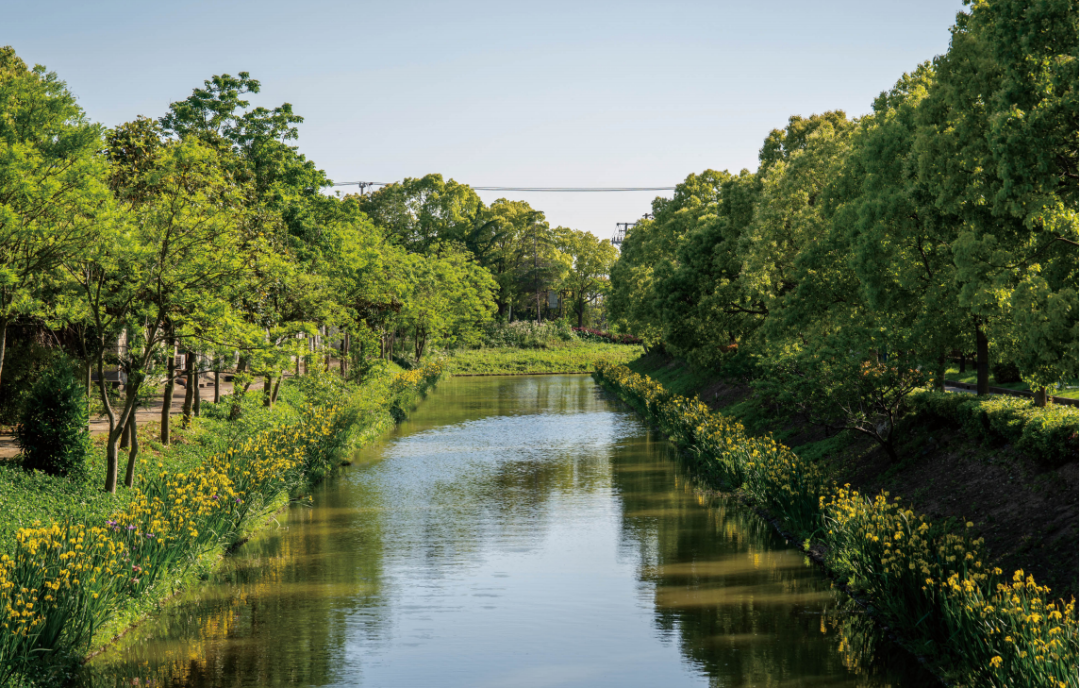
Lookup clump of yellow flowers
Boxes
[594,361,1077,688]
[0,362,445,683]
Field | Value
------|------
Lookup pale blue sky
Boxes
[9,0,964,239]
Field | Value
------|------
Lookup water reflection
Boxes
[84,375,934,687]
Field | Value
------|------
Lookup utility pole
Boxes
[534,219,541,324]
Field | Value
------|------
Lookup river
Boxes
[84,375,934,687]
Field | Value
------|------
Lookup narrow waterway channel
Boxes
[84,375,934,687]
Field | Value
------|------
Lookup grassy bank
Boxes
[594,361,1077,688]
[443,341,640,375]
[0,362,444,686]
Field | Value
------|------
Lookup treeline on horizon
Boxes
[0,47,615,493]
[609,0,1077,421]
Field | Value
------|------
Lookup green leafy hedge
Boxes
[909,391,1078,468]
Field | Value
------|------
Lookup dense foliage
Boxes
[0,47,618,494]
[15,359,90,478]
[595,362,1077,688]
[607,0,1078,414]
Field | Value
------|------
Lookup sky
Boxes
[9,0,966,240]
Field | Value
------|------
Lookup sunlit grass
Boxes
[443,342,640,375]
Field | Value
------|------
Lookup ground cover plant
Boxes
[908,391,1079,469]
[0,362,444,685]
[593,361,1078,688]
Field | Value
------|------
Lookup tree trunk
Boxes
[96,355,120,494]
[577,308,584,328]
[271,375,283,404]
[414,327,426,363]
[263,374,273,407]
[975,323,990,396]
[193,371,202,417]
[1034,387,1048,408]
[84,359,93,410]
[213,369,221,404]
[340,334,348,377]
[123,415,139,488]
[0,318,7,403]
[161,331,176,444]
[934,353,946,392]
[182,349,195,426]
[958,353,967,374]
[120,383,134,448]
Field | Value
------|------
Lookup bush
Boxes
[480,321,575,348]
[991,360,1023,384]
[909,390,1078,468]
[15,358,91,478]
[571,327,641,345]
[0,336,59,427]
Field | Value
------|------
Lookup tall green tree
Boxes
[71,131,251,492]
[831,65,969,390]
[0,47,110,401]
[557,228,618,327]
[652,170,764,366]
[357,174,484,254]
[608,170,728,349]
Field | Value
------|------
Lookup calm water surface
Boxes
[86,375,933,687]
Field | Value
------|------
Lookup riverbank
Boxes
[626,353,1080,600]
[442,341,639,375]
[0,363,445,686]
[594,360,1077,688]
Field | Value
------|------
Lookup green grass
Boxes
[944,366,1079,399]
[625,353,718,397]
[443,342,640,375]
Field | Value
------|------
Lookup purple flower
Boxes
[235,497,242,503]
[145,533,155,539]
[211,495,219,500]
[127,525,136,531]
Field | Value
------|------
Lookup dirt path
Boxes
[0,375,264,460]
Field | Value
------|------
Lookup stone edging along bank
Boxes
[592,361,1077,688]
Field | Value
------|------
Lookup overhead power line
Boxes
[332,181,674,193]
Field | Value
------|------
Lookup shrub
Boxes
[571,327,641,345]
[909,390,1078,468]
[991,360,1023,384]
[481,321,574,348]
[16,358,91,478]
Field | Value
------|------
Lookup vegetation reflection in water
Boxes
[83,376,936,687]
